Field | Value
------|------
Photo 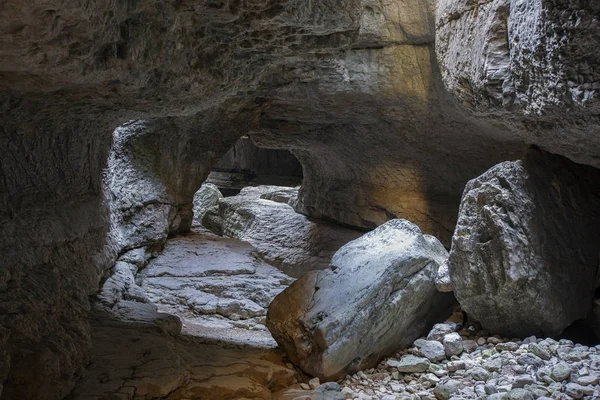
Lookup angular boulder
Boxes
[192,183,223,225]
[266,219,454,380]
[448,148,600,337]
[202,186,361,277]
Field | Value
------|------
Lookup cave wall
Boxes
[253,44,526,243]
[436,0,600,166]
[108,107,253,253]
[213,137,303,178]
[0,97,117,399]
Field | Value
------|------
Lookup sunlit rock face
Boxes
[254,36,526,245]
[436,0,600,167]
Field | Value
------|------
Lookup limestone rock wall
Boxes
[253,45,526,244]
[0,98,117,399]
[107,110,247,252]
[436,0,600,166]
[213,137,303,178]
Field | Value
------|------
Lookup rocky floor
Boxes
[71,228,303,399]
[138,227,294,348]
[75,224,600,400]
[330,322,600,400]
[68,309,297,400]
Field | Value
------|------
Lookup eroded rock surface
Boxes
[1,0,600,397]
[267,219,455,381]
[138,228,294,347]
[107,119,240,251]
[448,148,600,338]
[68,309,297,400]
[203,186,362,277]
[192,183,223,225]
[0,105,118,400]
[73,226,302,399]
[436,0,600,166]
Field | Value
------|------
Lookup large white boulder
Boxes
[266,219,454,380]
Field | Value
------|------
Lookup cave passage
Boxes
[3,1,600,399]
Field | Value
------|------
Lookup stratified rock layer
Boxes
[448,148,600,338]
[203,186,362,277]
[69,310,296,400]
[267,219,455,380]
[138,228,294,347]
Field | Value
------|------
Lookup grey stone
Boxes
[512,375,535,389]
[496,342,520,352]
[550,362,571,382]
[528,343,551,361]
[193,183,222,225]
[433,379,461,400]
[447,149,600,338]
[471,367,490,382]
[267,220,454,380]
[417,340,447,362]
[485,384,498,395]
[483,358,503,372]
[396,356,431,373]
[443,333,463,357]
[463,340,478,353]
[427,324,457,342]
[572,373,599,385]
[506,388,533,400]
[565,383,593,399]
[517,354,544,368]
[447,361,465,372]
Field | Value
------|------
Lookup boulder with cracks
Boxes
[448,148,600,338]
[266,219,455,381]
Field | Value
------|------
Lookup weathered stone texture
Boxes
[203,186,362,277]
[448,148,600,337]
[267,219,454,380]
[436,0,600,166]
[1,1,600,397]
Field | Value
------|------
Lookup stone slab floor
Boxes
[69,228,301,399]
